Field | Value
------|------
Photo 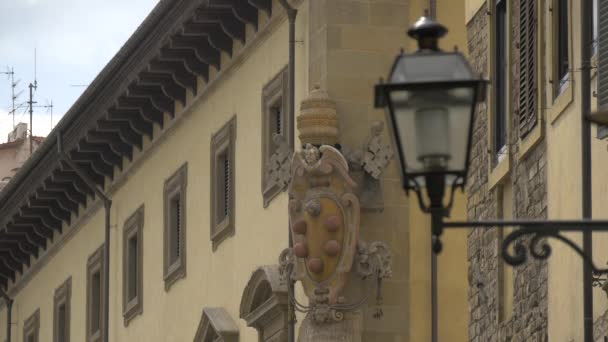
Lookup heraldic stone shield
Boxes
[288,144,360,311]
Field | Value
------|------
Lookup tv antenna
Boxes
[27,49,39,155]
[1,66,22,128]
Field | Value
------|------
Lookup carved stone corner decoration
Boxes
[343,121,394,211]
[240,265,288,342]
[263,134,293,206]
[361,121,393,180]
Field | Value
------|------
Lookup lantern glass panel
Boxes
[388,85,474,176]
[391,53,475,83]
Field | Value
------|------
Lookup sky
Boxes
[0,0,159,143]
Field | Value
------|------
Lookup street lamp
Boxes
[376,13,607,342]
[375,15,608,270]
[375,15,486,253]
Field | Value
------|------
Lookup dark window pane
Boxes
[494,0,507,157]
[58,303,67,342]
[91,271,101,333]
[128,234,138,301]
[170,195,181,264]
[557,0,569,88]
[217,152,230,222]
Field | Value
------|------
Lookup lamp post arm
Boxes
[442,219,608,231]
[434,218,608,276]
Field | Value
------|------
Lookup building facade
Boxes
[0,1,471,341]
[0,123,43,191]
[466,0,608,340]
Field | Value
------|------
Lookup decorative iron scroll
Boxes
[500,227,608,276]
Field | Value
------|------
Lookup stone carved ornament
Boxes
[263,87,394,201]
[280,144,392,324]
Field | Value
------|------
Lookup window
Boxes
[193,308,239,342]
[261,67,291,207]
[555,0,570,96]
[23,309,40,342]
[518,0,538,138]
[123,205,144,326]
[493,0,508,161]
[86,245,105,342]
[163,163,187,290]
[211,117,236,251]
[54,277,71,342]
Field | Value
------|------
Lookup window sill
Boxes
[123,297,143,327]
[488,153,510,191]
[164,260,186,291]
[549,77,574,124]
[211,218,235,251]
[518,123,544,160]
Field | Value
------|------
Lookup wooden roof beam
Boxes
[195,9,246,43]
[107,106,155,138]
[97,120,143,150]
[208,0,258,28]
[117,96,165,126]
[69,151,115,179]
[29,197,71,223]
[0,232,38,258]
[76,140,124,170]
[44,178,88,206]
[37,188,80,213]
[182,21,233,56]
[5,224,47,249]
[160,45,212,78]
[248,0,271,15]
[126,85,175,117]
[11,217,55,240]
[0,244,30,267]
[170,34,221,69]
[148,59,198,93]
[88,131,134,161]
[20,207,63,231]
[0,264,15,283]
[0,252,22,274]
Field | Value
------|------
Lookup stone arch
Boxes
[240,265,288,342]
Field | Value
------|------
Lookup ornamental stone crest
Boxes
[288,144,360,311]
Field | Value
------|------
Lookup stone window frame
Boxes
[53,277,72,342]
[239,266,288,342]
[163,163,188,291]
[547,0,574,124]
[210,117,236,251]
[193,307,239,342]
[122,205,144,326]
[23,309,40,342]
[261,66,291,207]
[86,245,105,342]
[487,0,512,190]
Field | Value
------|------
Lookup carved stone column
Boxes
[280,87,392,342]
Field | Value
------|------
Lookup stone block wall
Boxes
[465,2,548,341]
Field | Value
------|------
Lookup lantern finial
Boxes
[407,15,448,51]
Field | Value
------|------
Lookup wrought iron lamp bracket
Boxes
[437,219,608,276]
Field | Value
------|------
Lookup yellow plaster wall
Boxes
[546,0,608,340]
[0,3,309,341]
[406,3,469,341]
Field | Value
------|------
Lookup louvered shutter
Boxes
[519,0,538,138]
[599,0,608,138]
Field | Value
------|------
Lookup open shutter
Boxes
[519,0,538,138]
[598,0,608,138]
